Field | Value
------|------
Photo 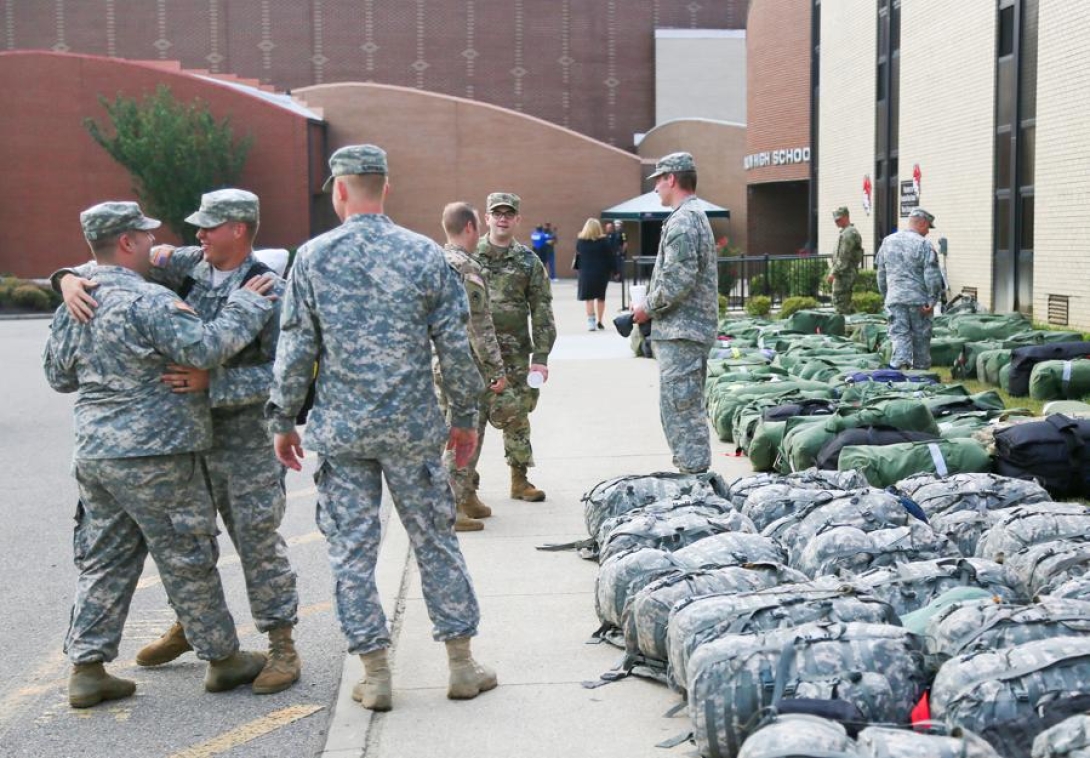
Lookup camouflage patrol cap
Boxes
[487,386,521,430]
[323,144,388,192]
[832,206,850,219]
[184,188,260,228]
[80,201,161,242]
[909,208,936,228]
[486,192,520,213]
[647,151,696,179]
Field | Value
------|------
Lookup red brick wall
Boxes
[0,51,313,277]
[0,0,748,149]
[746,0,811,185]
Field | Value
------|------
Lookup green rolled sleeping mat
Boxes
[1029,358,1090,401]
[838,437,993,488]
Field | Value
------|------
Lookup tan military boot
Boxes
[135,620,192,666]
[252,626,301,694]
[461,492,492,519]
[455,505,484,532]
[204,650,267,692]
[509,465,546,502]
[445,637,497,700]
[68,663,136,709]
[351,649,392,711]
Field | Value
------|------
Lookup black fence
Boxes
[620,252,876,311]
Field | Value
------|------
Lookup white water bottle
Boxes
[526,370,545,389]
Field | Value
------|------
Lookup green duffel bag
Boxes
[755,323,805,350]
[977,347,1012,385]
[924,389,1007,419]
[718,317,770,341]
[838,437,993,488]
[849,322,889,352]
[949,312,1032,342]
[999,361,1012,392]
[838,381,968,404]
[748,417,796,471]
[782,309,846,336]
[879,336,967,367]
[1029,358,1090,401]
[707,343,760,360]
[782,333,857,350]
[957,340,1008,380]
[707,357,773,377]
[709,381,834,442]
[793,355,883,383]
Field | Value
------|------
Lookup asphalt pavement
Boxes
[0,280,752,758]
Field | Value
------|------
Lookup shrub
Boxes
[749,274,771,297]
[768,258,826,298]
[778,296,820,319]
[852,291,884,314]
[10,284,52,311]
[716,240,744,297]
[0,277,18,306]
[745,295,772,317]
[717,294,728,315]
[853,269,879,293]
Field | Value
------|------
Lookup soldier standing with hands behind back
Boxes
[877,207,944,370]
[827,206,863,314]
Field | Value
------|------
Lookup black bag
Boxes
[761,397,838,422]
[994,414,1090,498]
[1007,342,1090,396]
[814,425,939,470]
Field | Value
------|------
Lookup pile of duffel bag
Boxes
[576,467,1090,758]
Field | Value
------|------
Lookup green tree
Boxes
[84,85,253,245]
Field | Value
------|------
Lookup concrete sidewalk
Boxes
[320,281,753,758]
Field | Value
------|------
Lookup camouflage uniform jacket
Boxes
[474,237,556,367]
[43,265,273,460]
[267,213,484,456]
[831,223,864,278]
[646,195,718,345]
[56,251,286,450]
[876,229,944,306]
[442,243,504,383]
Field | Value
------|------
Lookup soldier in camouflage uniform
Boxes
[267,144,495,711]
[43,202,274,708]
[474,192,557,501]
[828,206,863,315]
[437,201,507,531]
[877,208,944,370]
[55,190,301,694]
[632,152,718,474]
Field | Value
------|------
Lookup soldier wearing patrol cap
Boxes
[55,189,302,694]
[267,144,496,711]
[44,201,277,708]
[474,191,557,502]
[877,207,944,369]
[632,152,718,474]
[828,206,864,314]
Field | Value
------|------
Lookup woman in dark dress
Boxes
[575,218,616,330]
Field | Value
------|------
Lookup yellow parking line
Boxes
[166,704,323,758]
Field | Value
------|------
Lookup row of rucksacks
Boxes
[578,470,1090,757]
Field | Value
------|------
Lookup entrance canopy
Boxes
[600,190,730,220]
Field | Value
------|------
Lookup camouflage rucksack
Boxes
[666,579,898,696]
[1031,714,1090,757]
[688,621,927,758]
[853,557,1015,617]
[931,636,1090,757]
[596,498,754,565]
[893,472,1052,518]
[741,485,841,532]
[727,469,870,509]
[855,725,1002,757]
[784,489,920,560]
[975,503,1090,563]
[790,521,959,579]
[737,714,857,758]
[924,598,1090,673]
[1002,538,1090,598]
[581,471,730,540]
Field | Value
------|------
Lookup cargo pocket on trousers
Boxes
[425,459,457,531]
[71,499,90,570]
[313,459,339,539]
[166,509,220,580]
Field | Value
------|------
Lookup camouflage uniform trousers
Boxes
[832,275,855,315]
[887,303,934,369]
[434,369,488,503]
[313,452,480,654]
[203,445,298,632]
[489,361,539,468]
[66,454,240,664]
[651,339,711,474]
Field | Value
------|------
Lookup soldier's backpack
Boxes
[855,725,1003,758]
[975,502,1090,564]
[1031,714,1090,758]
[1001,538,1090,598]
[666,579,899,696]
[853,557,1015,618]
[930,636,1090,757]
[783,488,920,560]
[893,472,1052,519]
[741,485,842,532]
[596,499,754,565]
[727,469,871,510]
[737,714,858,758]
[581,471,730,542]
[929,509,1006,557]
[790,521,959,579]
[621,562,808,670]
[924,598,1090,673]
[993,414,1090,498]
[1007,341,1090,397]
[688,621,927,758]
[595,533,785,634]
[814,426,939,470]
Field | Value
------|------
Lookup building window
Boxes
[993,0,1038,313]
[874,0,900,247]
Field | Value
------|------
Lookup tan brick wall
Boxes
[899,2,995,309]
[816,1,876,259]
[1034,2,1090,329]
